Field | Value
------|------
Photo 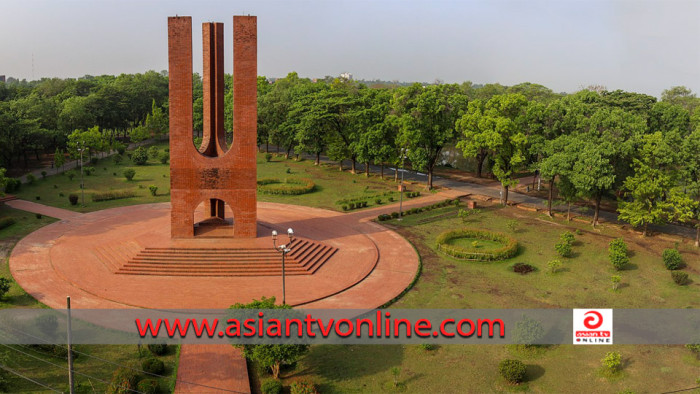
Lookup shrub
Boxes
[41,170,47,178]
[115,142,126,155]
[341,205,348,211]
[131,147,148,165]
[391,211,399,219]
[672,271,689,286]
[92,190,136,202]
[555,241,572,258]
[26,173,36,184]
[611,275,622,291]
[136,379,159,394]
[0,217,17,231]
[261,379,283,394]
[0,277,11,299]
[257,178,315,195]
[375,197,382,204]
[686,343,700,355]
[142,357,165,374]
[419,343,436,351]
[608,238,629,271]
[159,151,169,164]
[148,146,160,158]
[377,214,391,221]
[149,185,158,196]
[66,171,76,181]
[113,154,123,164]
[123,168,136,181]
[35,213,42,219]
[265,153,273,162]
[547,259,561,274]
[506,220,518,233]
[84,166,95,176]
[107,367,138,394]
[35,196,40,201]
[147,344,168,356]
[286,167,291,174]
[68,194,79,205]
[290,380,318,394]
[560,231,575,244]
[512,315,544,346]
[498,359,526,384]
[89,157,98,165]
[662,249,683,270]
[601,351,622,373]
[388,196,395,202]
[4,178,21,193]
[59,192,64,197]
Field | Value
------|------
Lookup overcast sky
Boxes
[1,0,698,97]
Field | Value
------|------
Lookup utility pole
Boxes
[67,296,75,394]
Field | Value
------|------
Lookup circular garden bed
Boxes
[257,177,315,195]
[436,228,518,261]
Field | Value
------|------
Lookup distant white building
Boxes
[339,72,353,81]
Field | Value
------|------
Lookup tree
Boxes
[352,88,393,177]
[395,84,468,189]
[229,297,309,379]
[570,141,616,227]
[457,94,528,203]
[538,134,577,216]
[144,99,168,138]
[0,168,7,197]
[53,147,66,174]
[676,128,700,246]
[312,80,361,172]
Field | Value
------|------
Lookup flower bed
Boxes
[257,178,315,195]
[436,228,518,261]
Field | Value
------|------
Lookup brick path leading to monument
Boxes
[8,192,459,392]
[5,199,83,220]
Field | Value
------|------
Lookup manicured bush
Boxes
[149,185,158,196]
[560,231,575,244]
[512,315,544,346]
[601,351,622,373]
[261,379,283,394]
[4,178,21,193]
[113,154,123,164]
[375,197,382,204]
[391,211,399,219]
[662,249,683,270]
[123,168,136,181]
[611,275,622,291]
[608,238,629,271]
[342,205,348,211]
[555,241,572,258]
[290,380,318,394]
[388,196,395,202]
[498,359,526,384]
[0,277,11,299]
[436,228,518,261]
[506,220,518,233]
[672,271,689,286]
[142,357,165,374]
[419,343,437,351]
[0,217,17,231]
[147,344,168,356]
[265,153,273,162]
[35,213,42,219]
[84,166,95,176]
[512,263,535,274]
[68,194,79,205]
[41,170,47,179]
[107,367,138,394]
[159,151,169,164]
[136,379,159,394]
[26,173,36,184]
[66,170,76,181]
[547,259,561,274]
[92,190,136,202]
[131,147,149,165]
[257,178,315,195]
[148,146,160,158]
[377,214,391,221]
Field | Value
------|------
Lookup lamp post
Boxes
[398,148,407,220]
[78,142,85,208]
[272,228,294,305]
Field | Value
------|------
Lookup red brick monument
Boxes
[168,16,258,238]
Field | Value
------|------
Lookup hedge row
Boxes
[377,199,460,221]
[0,217,17,230]
[336,191,394,206]
[436,228,518,261]
[257,178,315,195]
[92,190,137,202]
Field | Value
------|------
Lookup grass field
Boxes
[14,145,404,213]
[270,202,700,393]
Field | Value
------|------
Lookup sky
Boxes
[1,0,698,97]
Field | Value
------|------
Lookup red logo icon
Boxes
[583,311,603,329]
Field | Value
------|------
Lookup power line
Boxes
[0,364,62,393]
[661,386,700,394]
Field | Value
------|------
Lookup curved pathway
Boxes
[8,192,458,392]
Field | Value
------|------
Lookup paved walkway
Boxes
[8,194,454,392]
[5,200,83,220]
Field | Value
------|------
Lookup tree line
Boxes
[0,72,698,244]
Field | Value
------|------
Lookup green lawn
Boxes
[270,203,700,393]
[14,146,403,213]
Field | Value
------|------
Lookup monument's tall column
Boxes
[232,16,257,237]
[168,16,194,238]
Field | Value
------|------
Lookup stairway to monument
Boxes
[115,238,337,277]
